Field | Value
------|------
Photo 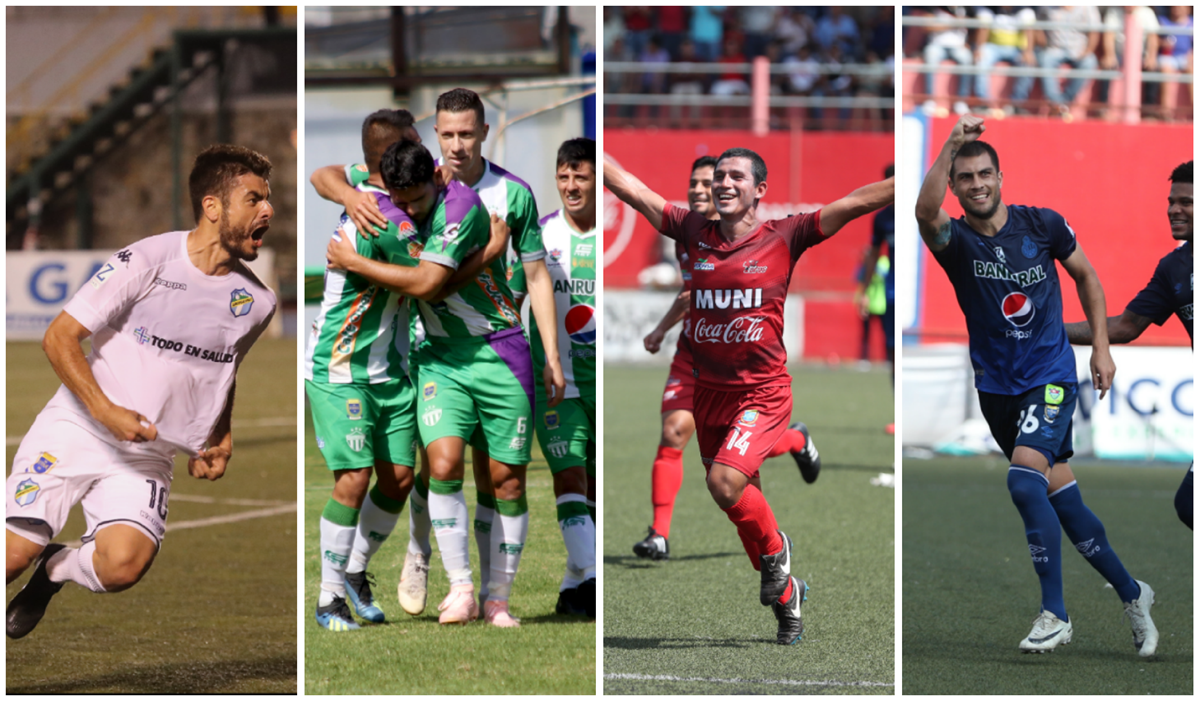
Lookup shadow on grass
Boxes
[604,552,744,568]
[7,654,297,694]
[604,635,771,650]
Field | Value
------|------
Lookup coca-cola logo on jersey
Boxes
[694,315,766,344]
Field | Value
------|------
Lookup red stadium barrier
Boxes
[919,116,1193,346]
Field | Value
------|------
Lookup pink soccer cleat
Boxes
[437,584,478,625]
[484,599,521,628]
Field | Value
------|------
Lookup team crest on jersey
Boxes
[694,258,715,271]
[1044,405,1060,423]
[565,304,596,345]
[345,428,366,452]
[548,248,564,265]
[31,452,58,474]
[354,164,368,173]
[423,382,437,401]
[346,399,363,420]
[737,410,760,427]
[1022,235,1038,259]
[544,410,560,429]
[743,259,768,274]
[230,289,254,317]
[407,241,424,259]
[1044,385,1065,405]
[14,479,40,507]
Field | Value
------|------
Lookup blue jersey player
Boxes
[1065,160,1193,531]
[916,114,1158,656]
[857,163,896,435]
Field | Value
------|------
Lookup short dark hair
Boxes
[436,87,486,127]
[188,144,272,222]
[716,147,767,186]
[380,139,436,192]
[691,155,718,173]
[884,163,895,179]
[1170,160,1192,184]
[362,109,415,174]
[556,137,595,171]
[949,141,999,180]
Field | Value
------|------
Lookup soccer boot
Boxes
[759,530,793,606]
[789,422,821,484]
[315,595,361,632]
[556,586,585,615]
[6,543,66,639]
[577,578,597,619]
[484,599,521,628]
[771,576,809,645]
[632,527,669,561]
[344,571,385,623]
[1124,580,1158,657]
[1018,610,1072,652]
[437,584,478,625]
[397,551,429,616]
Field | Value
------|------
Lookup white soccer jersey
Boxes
[45,231,276,459]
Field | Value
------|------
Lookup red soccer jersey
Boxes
[660,203,825,390]
[673,238,694,364]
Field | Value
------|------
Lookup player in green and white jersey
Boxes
[510,138,598,617]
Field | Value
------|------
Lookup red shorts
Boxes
[694,383,793,477]
[660,352,695,414]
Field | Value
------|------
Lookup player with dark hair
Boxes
[634,155,820,562]
[1065,160,1193,531]
[605,146,893,644]
[916,114,1157,655]
[7,144,276,638]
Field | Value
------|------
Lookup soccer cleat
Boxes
[397,551,429,616]
[484,599,521,628]
[771,576,808,645]
[315,595,361,632]
[759,531,793,606]
[577,578,596,619]
[556,587,586,615]
[6,543,66,639]
[1124,580,1158,657]
[344,571,385,623]
[437,584,478,625]
[1019,610,1072,652]
[632,527,669,561]
[789,422,821,484]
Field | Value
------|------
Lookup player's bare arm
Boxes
[820,177,895,238]
[1065,309,1153,345]
[916,114,986,251]
[310,164,388,236]
[604,158,668,232]
[1061,245,1116,398]
[525,258,567,407]
[645,288,691,353]
[42,311,158,443]
[431,213,510,302]
[190,381,235,481]
[326,230,454,301]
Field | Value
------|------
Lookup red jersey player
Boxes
[606,148,893,644]
[634,156,820,562]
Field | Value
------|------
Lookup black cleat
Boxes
[556,587,586,616]
[344,570,385,623]
[771,576,808,645]
[632,527,670,561]
[7,543,67,639]
[759,530,792,606]
[577,578,596,619]
[789,422,821,484]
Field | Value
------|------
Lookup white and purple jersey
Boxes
[1126,240,1193,342]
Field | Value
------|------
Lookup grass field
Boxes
[603,363,896,695]
[303,411,596,694]
[5,339,297,694]
[903,456,1193,695]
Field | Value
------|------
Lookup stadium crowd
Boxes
[904,6,1193,120]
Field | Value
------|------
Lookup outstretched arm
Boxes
[1061,245,1115,398]
[645,288,691,353]
[820,178,894,237]
[604,158,668,232]
[310,165,388,236]
[326,230,453,301]
[916,114,986,252]
[1065,309,1153,345]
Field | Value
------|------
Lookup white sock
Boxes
[489,503,529,602]
[46,541,106,593]
[557,493,597,581]
[347,489,402,575]
[474,498,495,600]
[319,516,356,600]
[561,563,584,592]
[429,482,471,586]
[408,489,433,558]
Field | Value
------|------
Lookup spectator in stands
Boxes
[764,41,789,95]
[690,6,725,62]
[711,35,750,96]
[1157,6,1194,116]
[602,7,624,55]
[668,39,707,125]
[741,7,778,59]
[640,34,672,95]
[922,6,974,116]
[774,8,813,57]
[783,43,821,96]
[1098,6,1160,118]
[657,7,687,61]
[815,6,862,62]
[1038,5,1102,118]
[624,7,654,63]
[973,7,1037,116]
[868,6,896,65]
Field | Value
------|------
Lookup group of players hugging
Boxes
[305,89,597,629]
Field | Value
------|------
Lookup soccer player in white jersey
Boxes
[6,145,277,639]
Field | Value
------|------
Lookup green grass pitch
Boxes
[303,408,596,694]
[5,339,297,694]
[903,456,1193,694]
[603,364,896,695]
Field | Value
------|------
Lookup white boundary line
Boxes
[5,416,295,446]
[62,503,297,548]
[169,493,293,507]
[604,672,894,689]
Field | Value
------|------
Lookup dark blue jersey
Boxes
[931,204,1078,395]
[1125,241,1193,342]
[872,204,895,300]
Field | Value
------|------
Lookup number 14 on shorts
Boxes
[726,426,753,456]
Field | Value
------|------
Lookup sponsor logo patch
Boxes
[1043,405,1059,423]
[544,410,560,429]
[565,304,596,345]
[742,259,767,274]
[738,410,759,427]
[423,382,437,401]
[346,399,362,420]
[91,263,116,289]
[693,258,715,272]
[31,453,57,474]
[499,542,524,555]
[230,288,254,317]
[153,277,187,291]
[1001,291,1036,328]
[1044,385,1064,405]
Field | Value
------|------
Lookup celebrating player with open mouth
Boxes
[605,148,893,644]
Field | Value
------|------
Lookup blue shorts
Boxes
[978,382,1076,466]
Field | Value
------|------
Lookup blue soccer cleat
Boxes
[315,595,361,631]
[344,571,385,623]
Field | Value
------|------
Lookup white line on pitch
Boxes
[169,493,293,507]
[62,503,297,548]
[6,417,295,446]
[603,673,894,689]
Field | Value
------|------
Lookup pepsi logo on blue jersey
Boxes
[931,205,1078,395]
[1126,240,1193,342]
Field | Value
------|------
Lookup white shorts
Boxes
[6,413,172,549]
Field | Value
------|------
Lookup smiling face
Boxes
[435,109,487,183]
[217,174,273,261]
[1168,181,1193,241]
[557,160,596,221]
[712,156,766,218]
[687,165,715,217]
[950,152,1003,220]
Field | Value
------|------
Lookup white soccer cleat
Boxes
[1019,610,1073,653]
[398,551,429,616]
[1124,579,1158,657]
[484,599,521,628]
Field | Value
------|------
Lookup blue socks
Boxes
[1176,467,1193,531]
[1007,466,1067,621]
[1049,481,1140,604]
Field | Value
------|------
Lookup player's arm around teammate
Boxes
[311,164,389,236]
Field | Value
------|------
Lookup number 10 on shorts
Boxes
[726,427,753,456]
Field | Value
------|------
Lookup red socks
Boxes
[721,483,782,570]
[766,428,806,458]
[651,445,684,538]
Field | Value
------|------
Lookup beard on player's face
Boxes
[219,205,266,262]
[956,183,1002,221]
